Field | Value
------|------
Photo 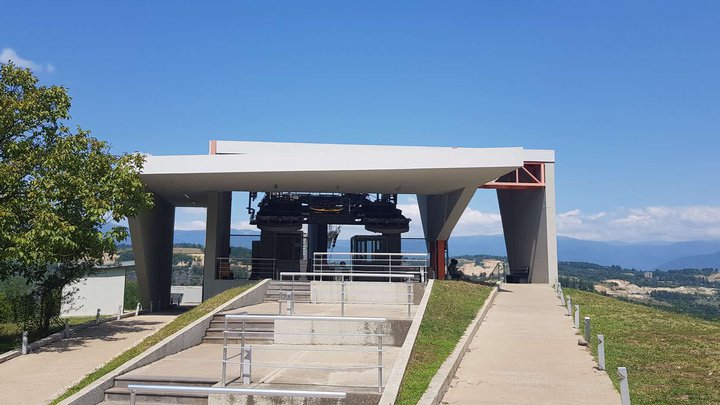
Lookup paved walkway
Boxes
[0,314,176,405]
[442,284,620,405]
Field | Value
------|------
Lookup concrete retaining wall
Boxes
[377,280,434,405]
[311,281,421,305]
[59,279,270,405]
[274,319,411,346]
[417,284,500,405]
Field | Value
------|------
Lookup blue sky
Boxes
[2,1,719,241]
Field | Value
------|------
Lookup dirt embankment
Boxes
[594,279,718,302]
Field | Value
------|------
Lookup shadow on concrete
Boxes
[30,317,170,354]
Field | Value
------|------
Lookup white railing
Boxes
[278,272,415,317]
[217,257,276,280]
[127,384,346,404]
[313,252,428,283]
[221,314,388,393]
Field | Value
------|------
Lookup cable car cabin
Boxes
[349,235,404,281]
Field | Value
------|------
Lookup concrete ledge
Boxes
[59,279,270,405]
[416,283,500,405]
[378,279,434,405]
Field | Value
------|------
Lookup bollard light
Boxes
[584,316,591,343]
[597,334,606,370]
[618,367,631,405]
[566,296,572,316]
[574,305,580,328]
[21,331,28,355]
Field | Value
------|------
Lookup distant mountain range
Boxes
[163,229,720,271]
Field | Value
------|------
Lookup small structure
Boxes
[129,141,558,308]
[61,262,131,317]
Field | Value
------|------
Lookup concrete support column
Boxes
[497,163,558,284]
[203,191,232,300]
[128,193,175,310]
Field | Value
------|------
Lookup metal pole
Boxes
[566,296,572,316]
[584,317,591,343]
[222,315,228,387]
[407,280,412,319]
[341,281,345,317]
[598,334,606,370]
[377,334,383,393]
[21,331,28,355]
[618,367,631,405]
[242,347,252,384]
[574,305,580,328]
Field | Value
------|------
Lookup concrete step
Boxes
[105,375,215,404]
[201,335,273,344]
[104,387,208,404]
[113,375,217,389]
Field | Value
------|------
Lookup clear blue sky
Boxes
[2,1,719,241]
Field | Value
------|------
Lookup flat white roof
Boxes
[141,141,554,206]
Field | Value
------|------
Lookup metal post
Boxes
[240,318,247,385]
[618,367,631,405]
[574,305,580,328]
[598,334,606,370]
[117,305,122,321]
[341,281,346,317]
[377,334,383,393]
[407,280,412,319]
[130,389,137,405]
[242,347,252,384]
[584,316,591,343]
[135,302,141,316]
[566,296,572,316]
[222,316,228,387]
[21,331,28,355]
[96,308,101,325]
[286,291,294,316]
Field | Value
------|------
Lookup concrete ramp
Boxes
[441,284,619,405]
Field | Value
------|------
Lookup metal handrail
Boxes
[127,384,346,404]
[278,272,415,317]
[225,314,387,322]
[216,257,276,280]
[313,252,429,283]
[221,314,387,393]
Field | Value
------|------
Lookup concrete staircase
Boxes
[202,313,274,344]
[264,280,311,302]
[99,375,215,404]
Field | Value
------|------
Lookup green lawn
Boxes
[51,282,256,404]
[395,281,493,405]
[566,288,720,405]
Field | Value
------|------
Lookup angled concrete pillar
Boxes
[418,187,476,279]
[128,193,175,310]
[497,163,558,284]
[203,191,232,300]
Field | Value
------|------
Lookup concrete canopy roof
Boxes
[141,141,554,207]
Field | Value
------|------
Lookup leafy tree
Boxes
[0,62,153,333]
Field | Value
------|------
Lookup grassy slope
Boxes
[566,288,720,405]
[396,281,493,405]
[51,282,256,404]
